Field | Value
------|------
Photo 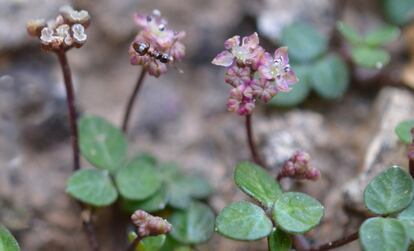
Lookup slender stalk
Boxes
[126,236,141,251]
[410,159,414,178]
[56,50,80,171]
[122,68,147,133]
[245,114,265,167]
[293,235,311,251]
[82,219,100,251]
[55,50,100,251]
[409,128,414,178]
[308,232,359,251]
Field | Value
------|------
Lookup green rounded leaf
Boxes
[128,232,166,251]
[169,202,215,244]
[0,225,20,251]
[115,159,162,200]
[351,46,390,69]
[381,0,414,25]
[159,236,191,251]
[215,201,273,241]
[395,120,414,144]
[273,192,324,234]
[66,169,118,207]
[121,186,168,214]
[364,166,414,215]
[132,153,158,167]
[310,54,349,100]
[79,116,127,172]
[364,25,400,47]
[268,229,292,251]
[270,65,311,107]
[281,22,327,63]
[360,217,409,251]
[160,164,212,209]
[398,201,414,241]
[235,162,282,209]
[183,175,213,199]
[139,235,166,251]
[337,22,363,45]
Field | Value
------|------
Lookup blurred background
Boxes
[0,0,413,250]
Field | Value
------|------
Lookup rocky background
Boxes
[0,0,413,250]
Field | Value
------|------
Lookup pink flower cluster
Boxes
[131,210,172,238]
[212,33,298,115]
[277,151,320,181]
[129,9,186,77]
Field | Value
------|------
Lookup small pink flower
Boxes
[227,81,256,115]
[225,65,251,87]
[212,32,262,67]
[251,78,277,103]
[129,10,185,77]
[259,47,298,92]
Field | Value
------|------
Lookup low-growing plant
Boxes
[211,31,414,251]
[337,21,400,69]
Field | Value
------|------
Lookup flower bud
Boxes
[278,151,320,181]
[131,210,172,238]
[27,19,46,37]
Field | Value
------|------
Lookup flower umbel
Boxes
[27,6,90,51]
[212,33,298,115]
[277,151,320,181]
[131,210,172,238]
[129,9,186,77]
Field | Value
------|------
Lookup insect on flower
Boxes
[129,9,185,77]
[132,41,174,64]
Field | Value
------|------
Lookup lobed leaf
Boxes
[381,0,414,25]
[398,201,414,241]
[360,217,409,251]
[121,186,168,214]
[281,22,327,63]
[169,202,215,244]
[273,192,324,234]
[115,158,162,200]
[395,120,414,144]
[79,116,127,172]
[364,166,414,215]
[66,169,118,207]
[268,228,292,251]
[351,46,390,69]
[337,22,363,45]
[0,225,20,251]
[235,162,282,209]
[364,25,400,47]
[215,201,273,241]
[310,54,349,100]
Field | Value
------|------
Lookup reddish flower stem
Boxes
[82,217,101,251]
[55,50,100,251]
[126,235,141,251]
[122,68,147,133]
[56,50,80,171]
[410,128,414,178]
[308,231,359,251]
[245,114,265,167]
[293,235,311,251]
